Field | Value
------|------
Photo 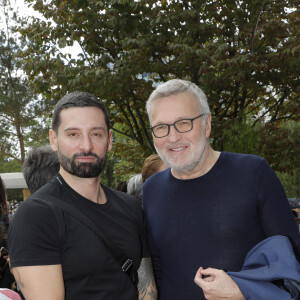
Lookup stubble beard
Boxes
[57,148,107,178]
[154,130,208,175]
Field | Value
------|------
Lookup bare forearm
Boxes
[12,265,65,300]
[137,257,158,300]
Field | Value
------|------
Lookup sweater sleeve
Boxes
[256,159,300,261]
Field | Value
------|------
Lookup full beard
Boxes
[57,149,107,178]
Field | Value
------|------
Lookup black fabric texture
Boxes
[46,193,138,288]
[8,175,149,300]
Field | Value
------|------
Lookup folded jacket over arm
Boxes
[228,235,300,300]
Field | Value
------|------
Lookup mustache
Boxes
[73,152,100,159]
[165,142,188,148]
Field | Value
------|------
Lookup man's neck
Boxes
[59,168,107,204]
[171,146,220,180]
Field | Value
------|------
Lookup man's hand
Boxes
[194,267,245,300]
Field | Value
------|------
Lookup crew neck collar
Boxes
[169,151,224,182]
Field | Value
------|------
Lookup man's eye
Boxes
[92,132,103,137]
[68,132,78,137]
[178,120,189,126]
[155,125,167,131]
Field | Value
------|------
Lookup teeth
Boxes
[172,147,185,151]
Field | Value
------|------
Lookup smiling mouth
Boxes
[170,146,187,152]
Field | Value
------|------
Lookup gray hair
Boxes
[146,79,210,124]
[127,174,143,203]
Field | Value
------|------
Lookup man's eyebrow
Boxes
[153,117,191,126]
[91,127,106,131]
[64,127,79,132]
[64,127,106,132]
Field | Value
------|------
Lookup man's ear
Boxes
[49,129,58,152]
[107,130,113,152]
[205,114,212,138]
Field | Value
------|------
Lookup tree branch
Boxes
[251,0,265,53]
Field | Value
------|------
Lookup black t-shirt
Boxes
[8,175,149,300]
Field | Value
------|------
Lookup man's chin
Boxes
[170,161,197,174]
[164,157,185,169]
[65,165,102,178]
[72,168,102,178]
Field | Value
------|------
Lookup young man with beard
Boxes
[7,92,157,300]
[142,79,300,300]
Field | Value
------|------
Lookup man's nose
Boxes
[167,125,182,142]
[80,135,93,152]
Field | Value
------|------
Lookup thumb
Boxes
[194,267,204,286]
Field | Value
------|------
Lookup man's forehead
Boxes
[151,93,199,117]
[60,105,103,114]
[58,106,107,128]
[153,92,198,108]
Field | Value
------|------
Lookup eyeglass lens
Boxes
[153,119,193,137]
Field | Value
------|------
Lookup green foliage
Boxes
[216,117,266,156]
[112,136,148,178]
[219,119,299,174]
[262,120,300,172]
[0,1,50,168]
[101,130,152,187]
[0,157,22,173]
[9,0,300,177]
[277,169,300,198]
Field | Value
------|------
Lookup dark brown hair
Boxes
[52,92,110,133]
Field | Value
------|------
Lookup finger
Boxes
[194,276,213,290]
[200,267,220,277]
[195,266,204,278]
[195,268,214,288]
[203,276,215,282]
[194,275,203,287]
[194,267,204,287]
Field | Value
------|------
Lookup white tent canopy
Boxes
[0,172,28,189]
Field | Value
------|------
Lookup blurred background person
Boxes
[115,180,128,193]
[0,177,22,299]
[142,154,168,183]
[127,174,143,204]
[0,177,9,235]
[127,155,168,205]
[22,145,60,194]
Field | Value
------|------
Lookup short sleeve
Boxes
[7,198,63,267]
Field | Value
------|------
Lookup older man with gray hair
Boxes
[142,79,300,300]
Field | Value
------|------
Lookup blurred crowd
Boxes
[7,202,20,222]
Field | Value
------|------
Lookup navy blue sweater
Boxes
[143,152,300,300]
